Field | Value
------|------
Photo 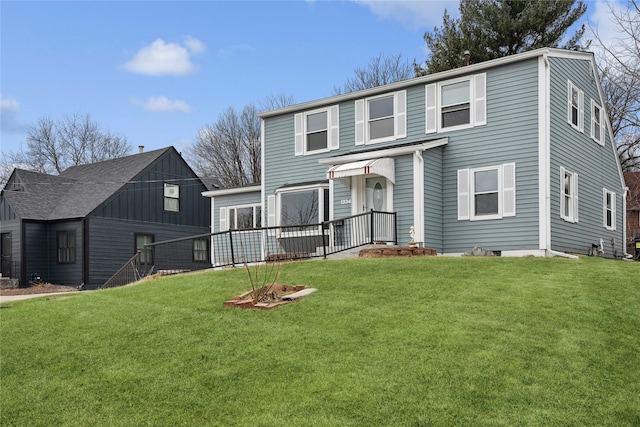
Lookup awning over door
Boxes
[326,157,395,184]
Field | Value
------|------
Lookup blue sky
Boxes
[0,0,623,159]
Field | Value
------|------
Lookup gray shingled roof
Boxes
[2,147,171,220]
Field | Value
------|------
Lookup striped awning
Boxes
[326,158,395,183]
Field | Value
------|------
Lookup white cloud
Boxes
[0,93,20,112]
[353,0,458,30]
[122,36,206,76]
[587,0,629,61]
[131,96,192,113]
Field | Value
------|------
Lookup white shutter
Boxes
[502,163,516,217]
[457,169,470,220]
[267,195,276,227]
[590,100,596,140]
[355,99,365,145]
[328,105,340,150]
[219,207,228,231]
[395,90,407,139]
[425,83,437,134]
[567,82,573,125]
[294,113,304,156]
[578,90,584,132]
[474,73,487,126]
[573,172,579,222]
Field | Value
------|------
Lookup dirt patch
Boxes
[0,283,78,296]
[359,246,437,257]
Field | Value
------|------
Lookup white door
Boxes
[365,177,394,242]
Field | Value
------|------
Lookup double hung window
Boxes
[425,73,486,133]
[57,231,76,264]
[567,81,584,132]
[603,189,616,230]
[457,163,515,221]
[220,204,261,231]
[560,167,579,223]
[355,90,406,145]
[193,238,209,263]
[294,106,339,156]
[164,183,179,212]
[591,100,604,144]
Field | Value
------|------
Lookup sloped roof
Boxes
[2,147,172,220]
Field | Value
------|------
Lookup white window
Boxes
[567,81,584,132]
[355,90,406,145]
[275,185,329,230]
[603,189,616,230]
[457,163,516,221]
[426,73,486,134]
[295,106,339,156]
[220,204,261,231]
[164,183,179,212]
[590,100,604,145]
[560,167,579,223]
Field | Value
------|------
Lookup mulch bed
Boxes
[0,284,78,296]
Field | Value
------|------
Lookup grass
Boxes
[1,256,639,426]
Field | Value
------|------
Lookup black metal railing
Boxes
[102,210,397,288]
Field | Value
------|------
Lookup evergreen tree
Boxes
[417,0,588,75]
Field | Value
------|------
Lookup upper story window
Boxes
[567,81,584,132]
[603,189,616,230]
[355,90,406,145]
[164,183,179,212]
[560,167,579,223]
[591,100,604,145]
[220,204,261,231]
[57,230,76,264]
[294,106,339,156]
[457,163,515,221]
[426,73,486,134]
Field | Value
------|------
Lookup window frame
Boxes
[135,233,154,265]
[294,105,339,156]
[426,73,486,134]
[356,90,406,145]
[590,99,604,145]
[275,184,330,235]
[57,230,76,264]
[457,163,516,221]
[439,78,471,131]
[560,167,579,223]
[193,237,210,263]
[222,204,262,231]
[567,81,584,132]
[603,189,616,230]
[164,183,180,212]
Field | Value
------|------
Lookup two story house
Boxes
[0,147,212,289]
[205,48,626,259]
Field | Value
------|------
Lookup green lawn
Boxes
[1,257,639,426]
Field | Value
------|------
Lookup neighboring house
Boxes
[204,47,626,259]
[624,171,640,254]
[0,147,212,289]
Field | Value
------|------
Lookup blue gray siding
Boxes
[211,190,261,233]
[548,57,625,257]
[424,147,443,252]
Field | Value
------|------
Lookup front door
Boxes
[1,233,12,278]
[364,177,394,242]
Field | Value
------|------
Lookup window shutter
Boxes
[355,99,365,145]
[590,100,596,140]
[328,105,340,150]
[395,90,407,139]
[502,163,516,217]
[425,84,437,134]
[219,207,228,231]
[294,113,304,156]
[567,82,572,125]
[267,195,276,227]
[578,91,584,132]
[457,169,470,220]
[474,73,486,126]
[573,172,579,222]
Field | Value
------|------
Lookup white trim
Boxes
[363,91,406,145]
[261,119,266,230]
[469,165,502,221]
[437,75,474,132]
[318,138,448,166]
[413,151,425,244]
[538,55,551,251]
[294,105,340,156]
[560,167,579,223]
[590,99,604,146]
[603,188,616,231]
[202,185,261,198]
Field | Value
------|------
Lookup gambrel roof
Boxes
[2,147,172,220]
